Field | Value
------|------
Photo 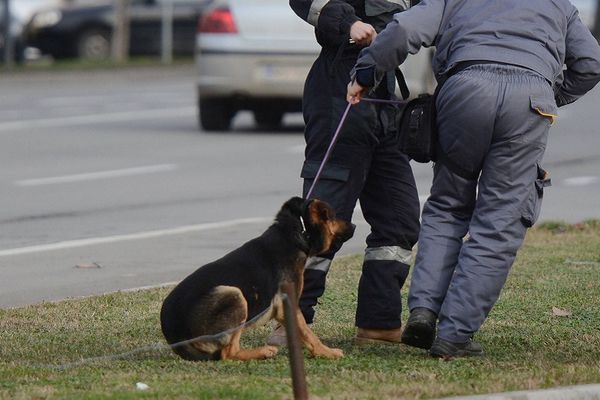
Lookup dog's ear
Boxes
[309,199,335,222]
[280,196,305,217]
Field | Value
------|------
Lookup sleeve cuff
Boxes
[339,14,360,37]
[355,67,376,87]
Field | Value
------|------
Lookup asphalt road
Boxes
[1,64,599,308]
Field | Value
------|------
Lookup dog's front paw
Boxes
[259,345,279,359]
[313,346,344,359]
[326,347,344,359]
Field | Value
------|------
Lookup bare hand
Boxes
[350,21,377,46]
[347,80,366,104]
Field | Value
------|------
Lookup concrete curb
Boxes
[438,384,600,400]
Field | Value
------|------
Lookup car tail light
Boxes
[198,8,238,33]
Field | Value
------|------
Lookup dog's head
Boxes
[279,197,355,256]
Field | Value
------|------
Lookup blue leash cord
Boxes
[305,97,406,199]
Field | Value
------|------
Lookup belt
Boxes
[432,61,501,96]
[444,60,550,85]
[447,60,502,77]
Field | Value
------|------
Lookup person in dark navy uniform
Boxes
[268,0,421,345]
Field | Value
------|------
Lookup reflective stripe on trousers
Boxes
[304,256,332,273]
[364,245,413,264]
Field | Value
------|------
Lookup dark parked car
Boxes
[1,0,61,62]
[25,0,210,60]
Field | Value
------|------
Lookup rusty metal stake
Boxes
[281,282,309,400]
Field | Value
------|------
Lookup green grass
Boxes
[1,221,599,399]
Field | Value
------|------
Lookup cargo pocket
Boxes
[520,164,552,228]
[530,96,558,125]
[301,161,350,182]
[301,161,351,205]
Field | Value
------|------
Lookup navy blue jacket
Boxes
[289,0,409,48]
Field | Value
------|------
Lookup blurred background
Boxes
[1,0,598,128]
[0,0,599,308]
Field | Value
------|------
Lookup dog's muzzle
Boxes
[334,222,356,247]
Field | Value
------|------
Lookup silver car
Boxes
[195,0,433,131]
[195,0,598,131]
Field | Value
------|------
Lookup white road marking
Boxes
[563,176,598,186]
[15,164,178,186]
[286,144,305,154]
[39,95,114,106]
[0,217,272,257]
[2,194,430,257]
[0,106,195,132]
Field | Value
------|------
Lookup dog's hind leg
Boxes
[217,288,278,361]
[221,328,279,361]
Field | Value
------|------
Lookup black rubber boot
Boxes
[429,337,484,358]
[401,307,437,349]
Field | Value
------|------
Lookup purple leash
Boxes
[305,97,406,199]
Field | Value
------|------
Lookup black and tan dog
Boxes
[160,197,354,361]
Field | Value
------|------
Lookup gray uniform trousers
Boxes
[408,64,556,343]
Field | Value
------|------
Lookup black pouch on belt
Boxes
[396,60,495,164]
[397,93,438,163]
[393,64,438,163]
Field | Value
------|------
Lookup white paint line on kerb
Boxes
[0,106,195,132]
[0,217,272,257]
[15,164,178,186]
[563,176,598,187]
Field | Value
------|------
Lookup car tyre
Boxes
[254,109,284,129]
[199,98,234,131]
[77,28,112,61]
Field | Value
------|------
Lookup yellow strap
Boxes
[535,107,557,125]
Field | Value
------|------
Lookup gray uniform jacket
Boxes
[354,0,600,106]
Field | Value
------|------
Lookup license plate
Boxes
[256,64,308,82]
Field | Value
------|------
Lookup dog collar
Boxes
[298,215,311,254]
[301,199,314,227]
[299,215,307,234]
[298,198,314,254]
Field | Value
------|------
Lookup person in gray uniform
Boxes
[267,0,421,346]
[347,0,600,357]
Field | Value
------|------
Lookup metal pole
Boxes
[2,0,14,68]
[161,0,174,64]
[280,282,309,400]
[112,0,130,63]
